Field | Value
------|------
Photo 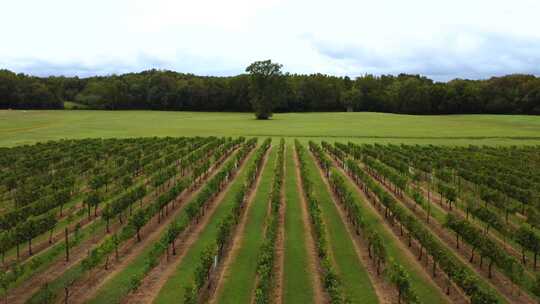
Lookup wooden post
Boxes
[65,228,69,262]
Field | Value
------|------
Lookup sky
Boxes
[1,0,540,81]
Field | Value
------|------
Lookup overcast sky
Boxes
[2,0,540,80]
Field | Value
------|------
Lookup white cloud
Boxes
[1,0,539,80]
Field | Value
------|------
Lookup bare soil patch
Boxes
[273,153,286,304]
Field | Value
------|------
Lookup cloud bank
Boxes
[1,0,539,81]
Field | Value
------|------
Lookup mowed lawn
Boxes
[282,144,316,304]
[2,110,540,146]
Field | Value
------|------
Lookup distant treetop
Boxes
[0,68,539,115]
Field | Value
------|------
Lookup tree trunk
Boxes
[65,228,70,262]
[28,238,32,256]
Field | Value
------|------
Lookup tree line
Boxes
[1,68,539,114]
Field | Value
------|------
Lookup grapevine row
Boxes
[184,138,271,303]
[310,142,419,304]
[295,140,348,304]
[326,143,500,304]
[254,138,285,303]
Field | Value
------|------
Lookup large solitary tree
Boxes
[245,60,285,119]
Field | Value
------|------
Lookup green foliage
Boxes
[2,68,540,115]
[25,137,241,303]
[328,143,501,304]
[446,213,525,285]
[314,142,419,302]
[386,260,419,304]
[184,138,270,300]
[254,139,284,303]
[245,60,285,119]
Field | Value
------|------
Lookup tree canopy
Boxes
[245,60,285,119]
[0,68,539,115]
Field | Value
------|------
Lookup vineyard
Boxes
[1,137,540,304]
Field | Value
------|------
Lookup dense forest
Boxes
[0,69,539,114]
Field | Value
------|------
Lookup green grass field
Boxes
[283,145,316,304]
[2,110,540,147]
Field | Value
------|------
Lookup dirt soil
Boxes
[273,153,286,304]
